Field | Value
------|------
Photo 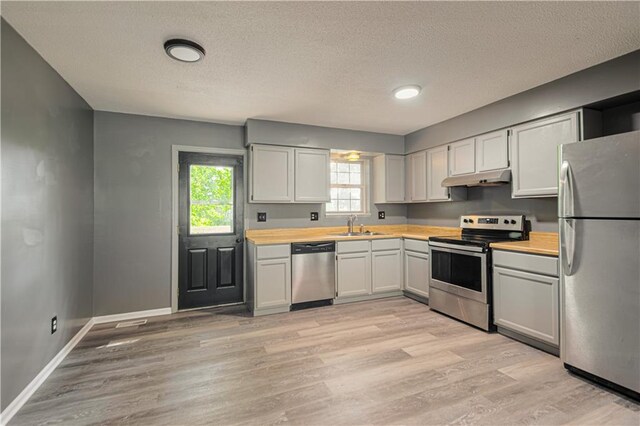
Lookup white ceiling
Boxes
[3,1,639,135]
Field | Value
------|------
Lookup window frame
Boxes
[325,157,370,216]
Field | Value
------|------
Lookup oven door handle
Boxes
[428,241,485,253]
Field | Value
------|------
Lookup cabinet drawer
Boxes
[493,250,558,277]
[371,238,401,251]
[256,244,290,260]
[404,238,429,253]
[337,240,370,254]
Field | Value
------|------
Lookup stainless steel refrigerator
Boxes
[559,130,640,399]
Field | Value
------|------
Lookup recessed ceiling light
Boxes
[164,39,205,63]
[393,85,421,100]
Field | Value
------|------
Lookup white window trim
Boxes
[325,158,370,217]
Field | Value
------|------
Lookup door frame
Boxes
[171,145,247,313]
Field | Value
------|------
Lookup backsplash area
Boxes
[407,185,558,233]
[246,202,407,229]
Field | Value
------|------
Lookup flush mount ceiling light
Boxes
[164,39,205,63]
[393,85,421,100]
[345,151,361,161]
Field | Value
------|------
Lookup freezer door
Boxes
[559,130,640,219]
[561,218,640,393]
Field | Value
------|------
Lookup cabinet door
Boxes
[372,250,402,293]
[449,139,475,176]
[511,111,579,198]
[404,250,429,298]
[426,146,450,202]
[493,266,559,345]
[294,148,330,202]
[385,155,405,202]
[476,129,509,172]
[337,252,371,297]
[251,145,294,202]
[404,155,413,202]
[410,151,427,202]
[256,258,291,309]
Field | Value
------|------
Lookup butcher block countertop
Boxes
[245,224,460,245]
[490,232,559,257]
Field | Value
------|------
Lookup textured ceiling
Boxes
[3,1,640,135]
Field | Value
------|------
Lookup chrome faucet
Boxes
[347,214,358,234]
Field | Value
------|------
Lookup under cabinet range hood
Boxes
[441,169,511,187]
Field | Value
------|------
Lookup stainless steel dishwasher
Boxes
[291,241,336,304]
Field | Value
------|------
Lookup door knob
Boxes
[236,238,244,244]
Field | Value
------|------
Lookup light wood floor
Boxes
[12,297,640,425]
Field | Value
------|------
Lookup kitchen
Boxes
[1,2,639,425]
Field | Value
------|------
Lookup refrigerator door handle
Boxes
[561,219,576,276]
[559,160,574,218]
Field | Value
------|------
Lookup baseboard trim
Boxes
[93,307,172,324]
[1,306,173,425]
[0,317,95,426]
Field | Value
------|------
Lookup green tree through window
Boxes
[190,165,233,234]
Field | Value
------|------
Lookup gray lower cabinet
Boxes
[372,250,402,293]
[337,239,403,301]
[403,239,430,299]
[337,251,371,297]
[247,243,292,316]
[493,250,559,350]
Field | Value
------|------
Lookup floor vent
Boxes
[115,319,148,328]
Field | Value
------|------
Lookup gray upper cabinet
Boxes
[250,145,294,202]
[426,146,450,202]
[475,129,509,172]
[409,151,428,202]
[448,138,475,176]
[294,148,330,202]
[249,144,330,203]
[510,111,580,198]
[372,154,405,203]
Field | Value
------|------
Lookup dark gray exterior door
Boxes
[178,152,244,309]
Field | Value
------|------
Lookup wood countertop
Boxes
[246,224,460,245]
[490,232,559,257]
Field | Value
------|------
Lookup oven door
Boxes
[428,242,487,303]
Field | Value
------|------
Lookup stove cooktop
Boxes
[429,214,529,249]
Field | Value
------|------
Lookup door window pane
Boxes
[190,165,233,235]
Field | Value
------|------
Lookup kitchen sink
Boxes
[330,231,387,237]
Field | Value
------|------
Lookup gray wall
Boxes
[407,186,558,233]
[406,50,640,153]
[246,202,407,230]
[1,21,94,410]
[246,119,405,154]
[93,111,244,315]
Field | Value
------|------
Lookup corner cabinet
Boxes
[510,111,580,198]
[249,144,330,203]
[408,151,428,202]
[372,154,405,203]
[493,250,559,353]
[426,146,451,202]
[246,243,292,316]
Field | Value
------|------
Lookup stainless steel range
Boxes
[428,215,528,331]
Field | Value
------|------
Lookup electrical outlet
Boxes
[378,211,386,220]
[51,316,57,334]
[310,212,319,221]
[257,212,267,222]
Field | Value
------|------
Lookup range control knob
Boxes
[504,219,510,224]
[463,219,469,223]
[468,219,474,223]
[510,220,517,225]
